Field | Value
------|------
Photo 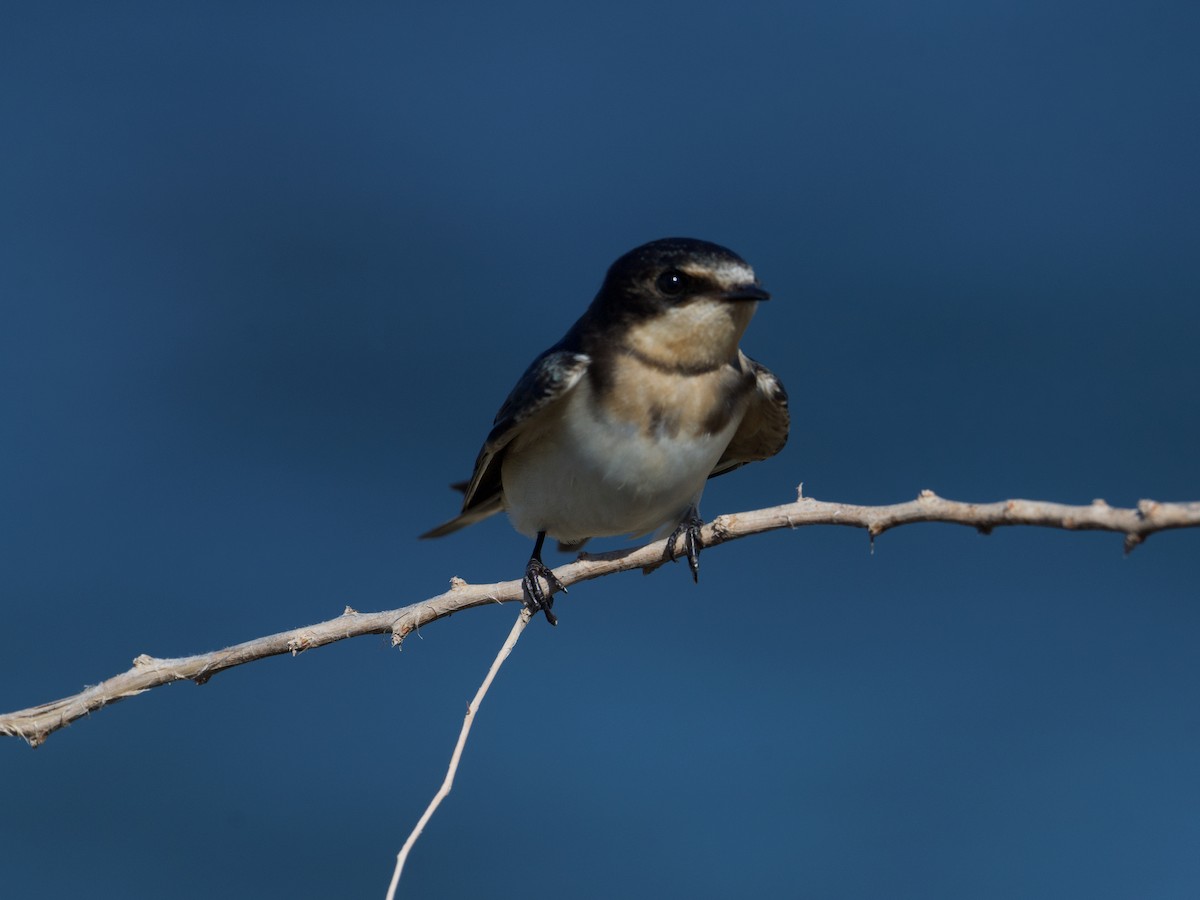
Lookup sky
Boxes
[1,2,1198,897]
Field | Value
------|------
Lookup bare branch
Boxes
[2,489,1197,747]
[385,607,532,898]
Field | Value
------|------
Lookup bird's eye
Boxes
[656,269,689,297]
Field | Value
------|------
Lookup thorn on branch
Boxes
[976,525,994,536]
[1124,533,1144,554]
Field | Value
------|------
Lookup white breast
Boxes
[500,375,743,543]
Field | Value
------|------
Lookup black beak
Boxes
[722,283,770,302]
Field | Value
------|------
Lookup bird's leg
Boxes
[523,530,566,626]
[665,506,705,583]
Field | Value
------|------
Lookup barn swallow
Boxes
[422,237,789,625]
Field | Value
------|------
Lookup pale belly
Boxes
[501,387,742,542]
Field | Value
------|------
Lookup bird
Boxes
[421,237,789,625]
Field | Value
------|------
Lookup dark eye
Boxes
[656,268,689,296]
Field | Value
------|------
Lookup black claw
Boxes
[523,557,564,625]
[665,509,704,583]
[523,531,564,625]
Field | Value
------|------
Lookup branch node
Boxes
[1124,533,1144,554]
[919,489,937,500]
[1137,499,1159,519]
[392,611,423,648]
[709,516,733,542]
[342,605,359,616]
[287,636,313,656]
[796,482,804,499]
[132,654,158,668]
[976,525,994,536]
[449,577,468,590]
[1092,498,1109,508]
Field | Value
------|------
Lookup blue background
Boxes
[2,2,1198,897]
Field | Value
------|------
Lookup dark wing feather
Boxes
[709,354,789,479]
[420,348,590,538]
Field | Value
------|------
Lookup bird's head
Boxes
[591,237,770,370]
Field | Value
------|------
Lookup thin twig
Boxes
[2,489,1198,747]
[385,607,531,899]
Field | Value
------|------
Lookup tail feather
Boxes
[420,494,505,539]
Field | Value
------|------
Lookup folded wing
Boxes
[709,354,789,479]
[421,349,591,538]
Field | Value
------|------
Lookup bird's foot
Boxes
[523,556,566,626]
[665,509,704,583]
